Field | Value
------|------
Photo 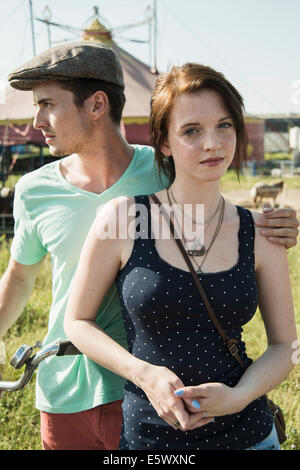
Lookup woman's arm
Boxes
[172,212,297,425]
[64,197,206,430]
[232,211,297,403]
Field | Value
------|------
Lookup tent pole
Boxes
[153,0,157,72]
[29,0,36,56]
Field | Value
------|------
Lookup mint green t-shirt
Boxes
[11,145,167,413]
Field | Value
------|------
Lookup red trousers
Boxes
[40,400,122,450]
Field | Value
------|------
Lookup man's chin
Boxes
[48,147,69,158]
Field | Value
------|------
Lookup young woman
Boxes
[64,64,297,450]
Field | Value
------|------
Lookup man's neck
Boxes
[59,130,134,195]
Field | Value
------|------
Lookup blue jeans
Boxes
[246,423,281,450]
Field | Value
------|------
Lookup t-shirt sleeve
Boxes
[10,180,47,265]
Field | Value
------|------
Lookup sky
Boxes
[0,0,300,116]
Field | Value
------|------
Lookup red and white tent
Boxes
[0,18,158,147]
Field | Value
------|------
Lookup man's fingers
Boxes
[256,217,299,228]
[266,236,296,249]
[259,227,298,249]
[262,202,273,212]
[260,227,299,238]
[261,207,297,220]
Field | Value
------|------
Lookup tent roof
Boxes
[115,43,157,117]
[82,19,158,117]
[0,18,158,124]
[0,86,36,124]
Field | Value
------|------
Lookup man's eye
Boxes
[40,102,53,108]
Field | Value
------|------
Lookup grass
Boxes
[0,175,299,450]
[221,168,300,191]
[264,152,292,161]
[242,241,300,451]
[0,237,51,450]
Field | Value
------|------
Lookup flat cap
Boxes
[8,41,124,90]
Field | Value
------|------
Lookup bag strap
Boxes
[150,193,247,371]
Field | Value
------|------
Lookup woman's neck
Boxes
[170,179,222,222]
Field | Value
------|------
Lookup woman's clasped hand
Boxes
[135,363,215,431]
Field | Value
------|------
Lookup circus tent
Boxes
[0,86,43,146]
[0,18,264,162]
[0,18,158,147]
[82,18,158,145]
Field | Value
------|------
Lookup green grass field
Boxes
[221,168,300,190]
[0,174,299,450]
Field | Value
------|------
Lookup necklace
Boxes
[167,187,225,257]
[190,201,224,273]
[169,186,223,226]
[166,188,225,273]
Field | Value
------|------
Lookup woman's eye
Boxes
[184,128,198,136]
[219,122,232,129]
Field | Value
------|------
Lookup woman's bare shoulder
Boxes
[89,196,135,240]
[249,210,286,271]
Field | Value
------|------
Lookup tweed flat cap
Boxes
[8,41,124,90]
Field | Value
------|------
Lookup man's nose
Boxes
[33,108,47,130]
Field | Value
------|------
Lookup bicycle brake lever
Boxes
[9,341,42,370]
[10,344,34,370]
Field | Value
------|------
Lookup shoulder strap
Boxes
[149,193,247,371]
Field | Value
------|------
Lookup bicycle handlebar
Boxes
[0,340,81,392]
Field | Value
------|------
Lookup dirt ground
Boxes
[223,188,300,214]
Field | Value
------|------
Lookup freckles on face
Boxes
[163,89,237,172]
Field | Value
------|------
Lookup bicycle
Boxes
[0,340,81,392]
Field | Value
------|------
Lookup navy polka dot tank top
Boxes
[116,195,273,450]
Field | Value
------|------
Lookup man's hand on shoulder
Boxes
[254,203,299,249]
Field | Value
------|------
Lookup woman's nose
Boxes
[202,131,222,152]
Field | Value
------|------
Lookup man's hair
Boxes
[150,63,248,183]
[58,78,126,124]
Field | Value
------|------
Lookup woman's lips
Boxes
[200,157,224,167]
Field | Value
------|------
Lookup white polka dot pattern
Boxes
[116,196,274,450]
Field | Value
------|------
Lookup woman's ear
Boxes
[160,139,172,157]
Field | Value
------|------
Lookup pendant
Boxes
[187,245,206,257]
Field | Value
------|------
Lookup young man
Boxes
[0,42,298,450]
